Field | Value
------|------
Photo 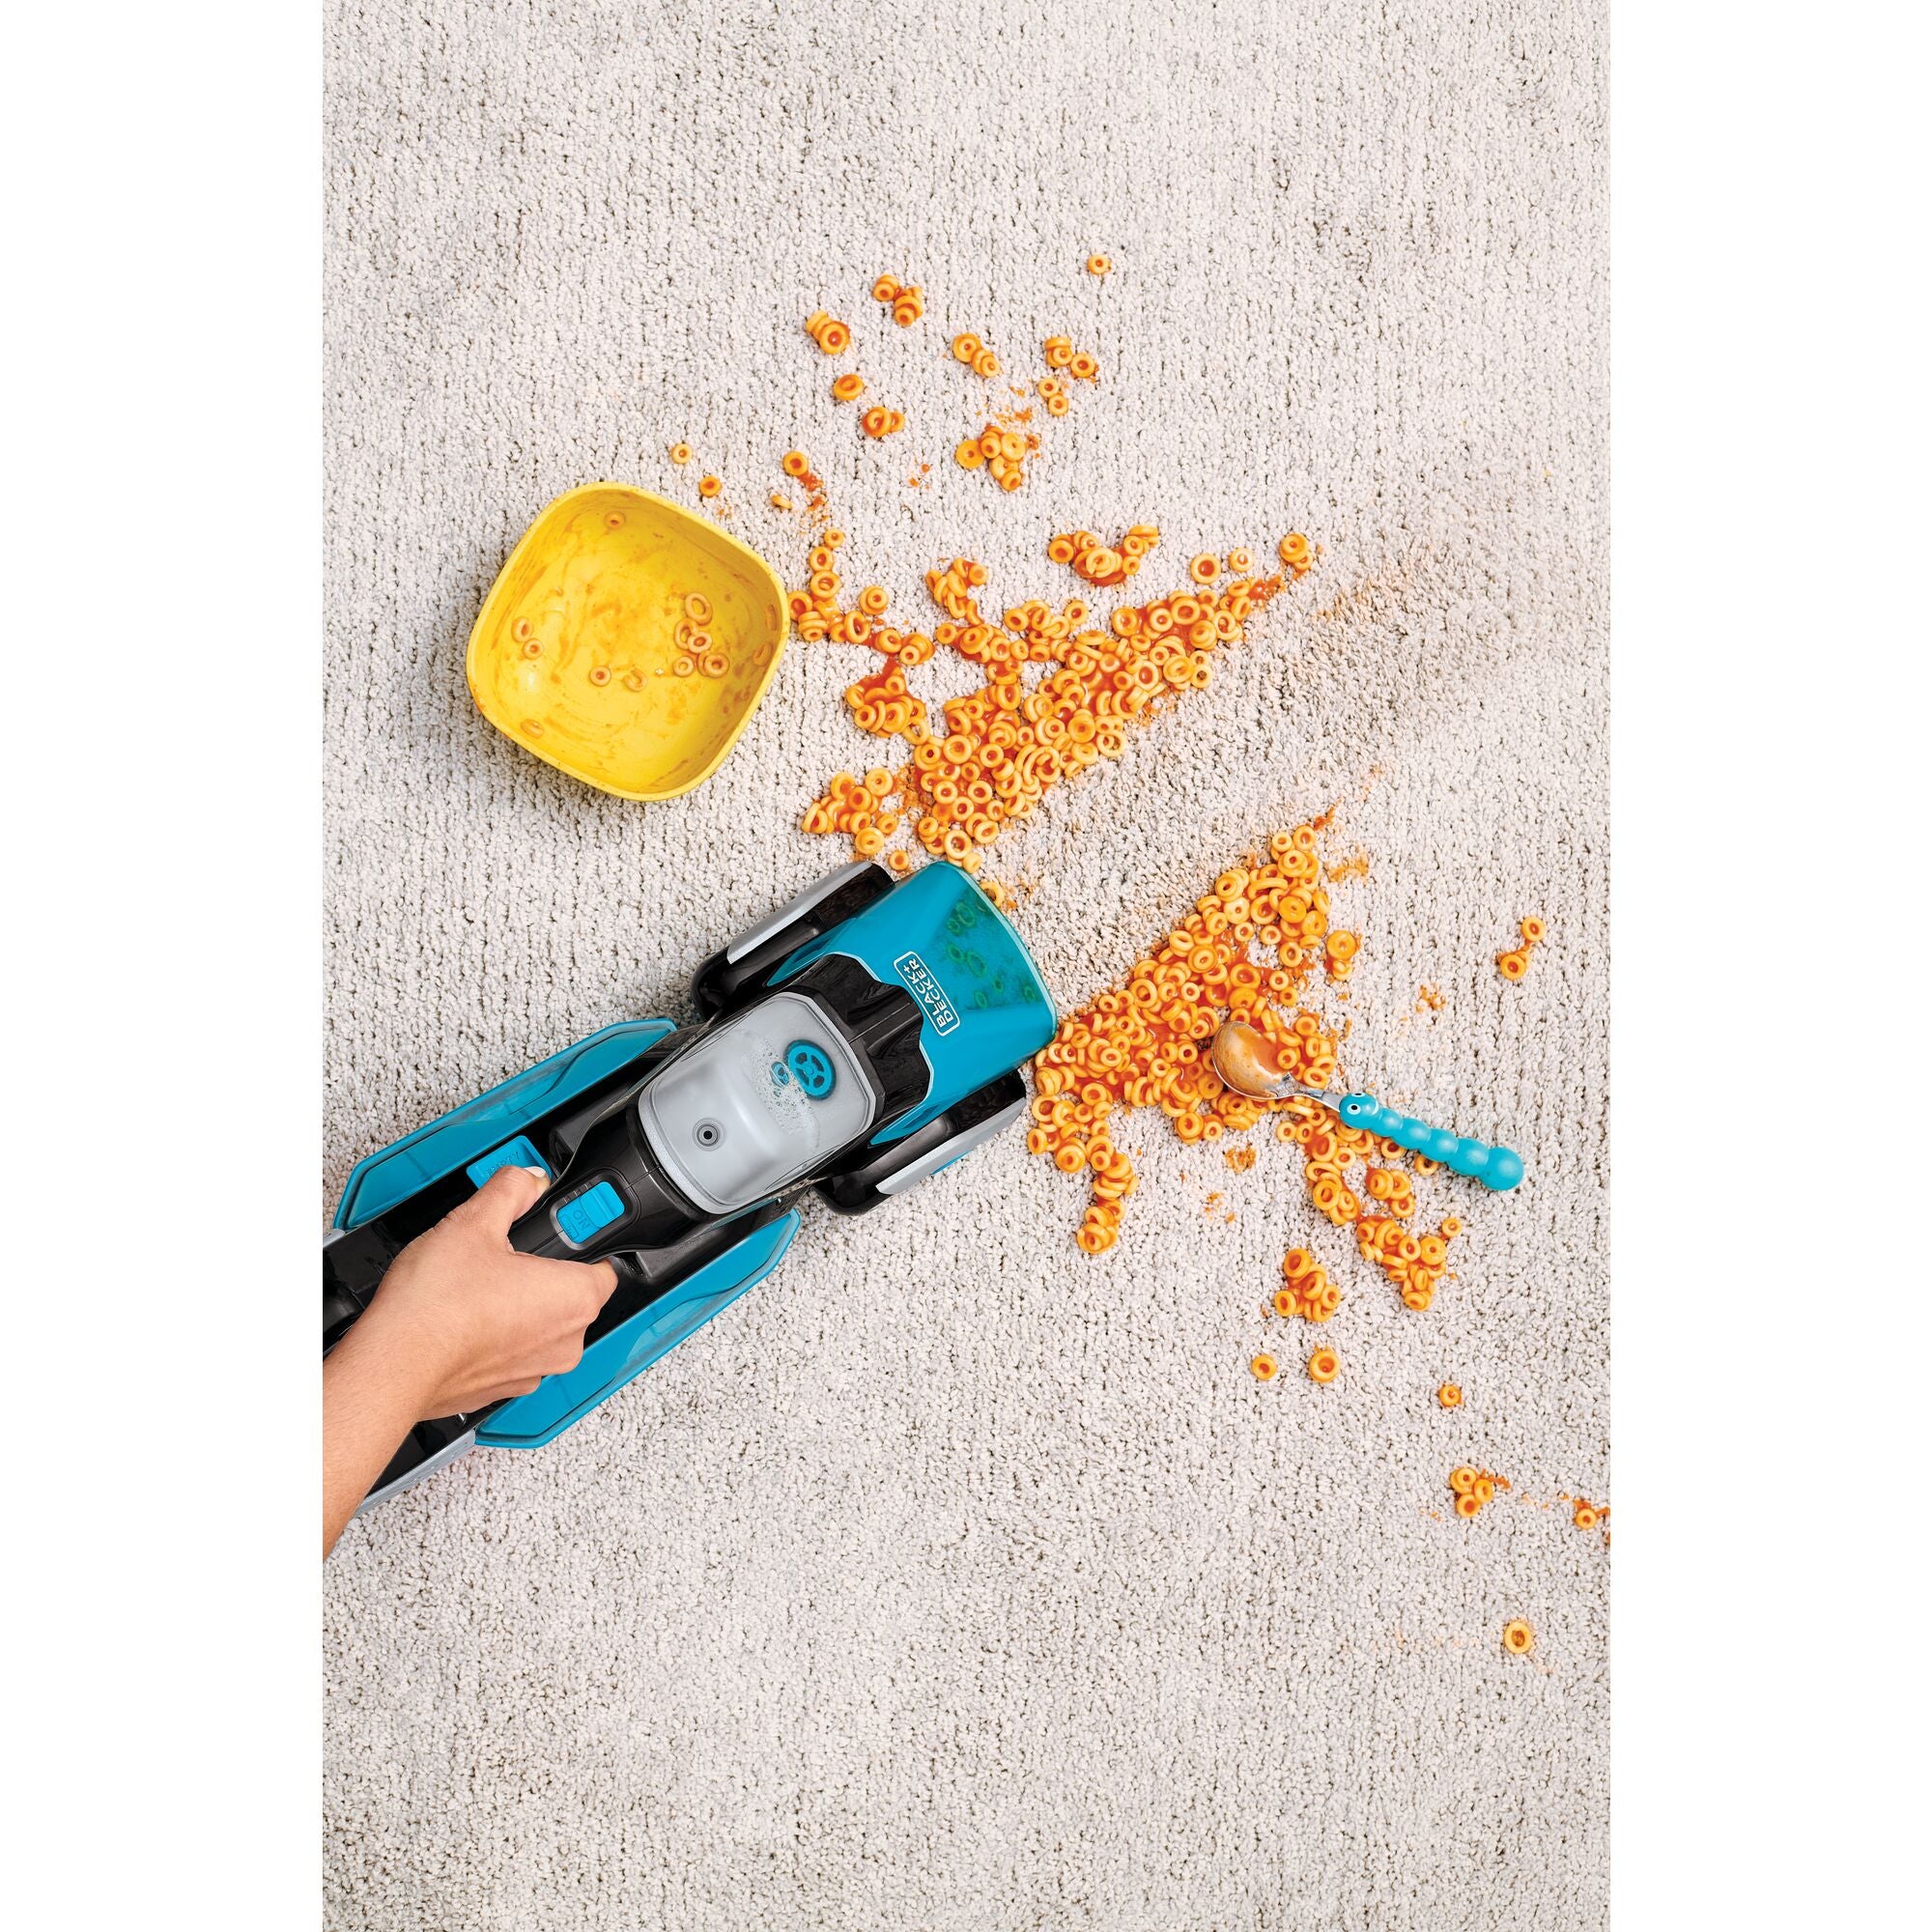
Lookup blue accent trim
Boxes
[475,1211,802,1449]
[555,1179,626,1245]
[771,863,1055,1144]
[333,1019,675,1230]
[465,1135,550,1189]
[785,1039,836,1097]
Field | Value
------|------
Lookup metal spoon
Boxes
[1209,1019,1525,1192]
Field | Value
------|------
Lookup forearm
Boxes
[320,1166,615,1556]
[322,1316,432,1556]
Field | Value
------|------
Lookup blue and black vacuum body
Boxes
[324,861,1056,1512]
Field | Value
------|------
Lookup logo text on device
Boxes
[894,952,960,1035]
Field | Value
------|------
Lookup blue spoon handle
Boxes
[1334,1092,1524,1192]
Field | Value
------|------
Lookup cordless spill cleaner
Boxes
[323,861,1055,1512]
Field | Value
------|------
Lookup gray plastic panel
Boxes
[354,1429,478,1518]
[724,862,872,964]
[639,992,875,1214]
[876,1093,1029,1195]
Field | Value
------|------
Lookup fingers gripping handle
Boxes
[1335,1093,1525,1192]
[509,1194,575,1260]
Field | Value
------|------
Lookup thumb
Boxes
[463,1162,552,1235]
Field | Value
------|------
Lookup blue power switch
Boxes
[554,1179,626,1247]
[784,1040,837,1099]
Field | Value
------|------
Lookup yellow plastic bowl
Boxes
[466,483,789,801]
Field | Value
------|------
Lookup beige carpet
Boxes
[324,3,1608,1925]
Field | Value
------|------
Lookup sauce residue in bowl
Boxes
[469,487,783,798]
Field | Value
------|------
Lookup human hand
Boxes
[323,1164,620,1554]
[355,1164,620,1418]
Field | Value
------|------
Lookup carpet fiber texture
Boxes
[324,3,1608,1926]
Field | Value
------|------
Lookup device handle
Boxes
[508,1194,576,1259]
[1335,1093,1524,1192]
